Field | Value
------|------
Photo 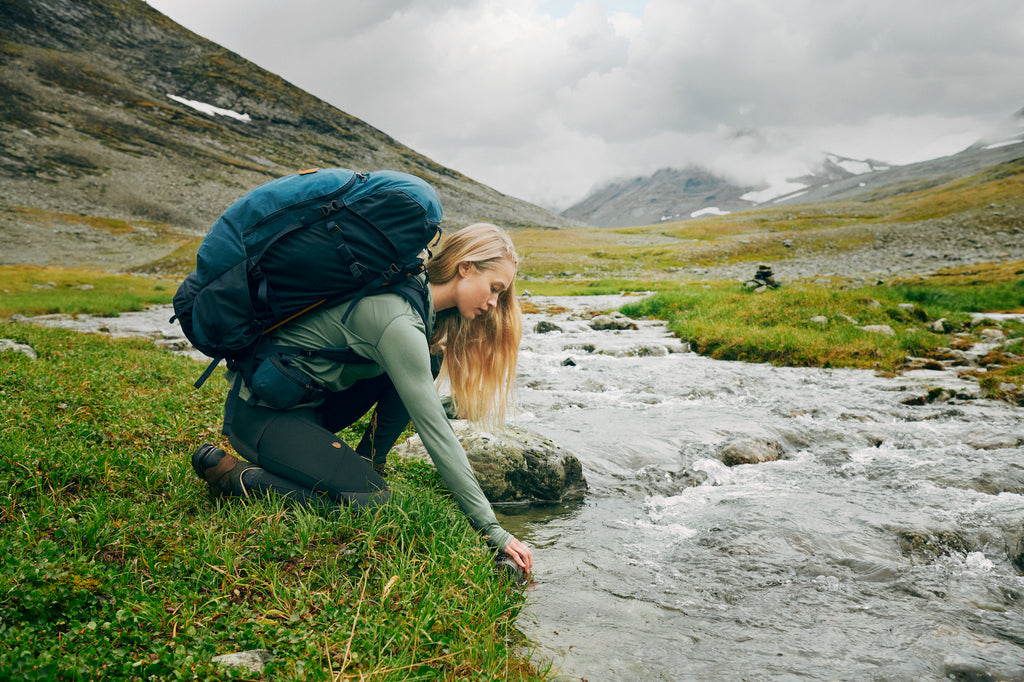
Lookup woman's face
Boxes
[454,258,516,320]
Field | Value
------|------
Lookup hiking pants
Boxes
[226,373,410,509]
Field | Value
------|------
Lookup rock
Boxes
[0,339,37,360]
[808,315,829,326]
[394,422,588,504]
[980,328,1006,340]
[717,438,783,466]
[1012,533,1024,574]
[927,318,949,333]
[534,320,563,334]
[589,314,638,331]
[858,324,896,336]
[210,649,274,674]
[561,357,577,366]
[895,529,973,560]
[612,344,669,358]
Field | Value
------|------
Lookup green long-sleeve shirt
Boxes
[231,281,512,550]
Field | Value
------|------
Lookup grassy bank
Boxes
[618,263,1024,404]
[0,322,540,680]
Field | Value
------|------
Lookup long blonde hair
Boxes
[428,223,521,425]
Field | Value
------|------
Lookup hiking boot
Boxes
[191,443,239,496]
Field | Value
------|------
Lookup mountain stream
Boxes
[503,295,1024,681]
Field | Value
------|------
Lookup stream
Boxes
[22,297,1024,681]
[502,295,1024,681]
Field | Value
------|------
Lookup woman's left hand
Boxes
[503,536,533,575]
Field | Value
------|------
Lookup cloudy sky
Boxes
[145,0,1024,209]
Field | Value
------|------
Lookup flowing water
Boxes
[500,295,1024,682]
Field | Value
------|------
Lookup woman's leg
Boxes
[228,399,389,509]
[317,374,411,472]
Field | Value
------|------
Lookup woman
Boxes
[190,223,532,574]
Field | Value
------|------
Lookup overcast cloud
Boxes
[145,0,1024,209]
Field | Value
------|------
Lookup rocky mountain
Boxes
[0,0,580,269]
[563,112,1024,228]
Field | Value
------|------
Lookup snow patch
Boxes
[690,207,730,218]
[167,94,251,122]
[742,181,808,204]
[984,138,1023,150]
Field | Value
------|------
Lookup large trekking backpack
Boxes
[171,168,443,427]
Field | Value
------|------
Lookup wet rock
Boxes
[210,649,273,674]
[900,387,960,405]
[0,339,37,360]
[611,344,669,358]
[717,438,782,466]
[534,320,563,334]
[394,422,588,504]
[561,357,577,366]
[858,324,896,336]
[589,313,639,331]
[895,529,973,561]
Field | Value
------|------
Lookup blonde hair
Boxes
[427,223,521,425]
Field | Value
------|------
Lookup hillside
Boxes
[0,0,580,271]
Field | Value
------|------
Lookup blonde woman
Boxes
[190,223,532,574]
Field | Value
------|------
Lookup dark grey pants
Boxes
[226,373,409,509]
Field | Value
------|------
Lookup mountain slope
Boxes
[0,0,579,269]
[563,112,1024,228]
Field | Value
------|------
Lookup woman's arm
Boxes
[359,311,513,550]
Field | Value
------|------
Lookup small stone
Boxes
[809,315,829,326]
[210,649,274,674]
[858,325,895,336]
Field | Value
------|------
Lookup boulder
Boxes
[589,313,639,331]
[394,422,588,504]
[717,438,783,466]
[534,320,563,334]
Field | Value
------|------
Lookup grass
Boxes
[618,265,1024,404]
[0,322,541,680]
[0,266,176,318]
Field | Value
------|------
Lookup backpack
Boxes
[171,168,443,429]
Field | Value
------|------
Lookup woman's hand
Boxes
[503,537,533,575]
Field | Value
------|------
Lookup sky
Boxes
[144,0,1024,210]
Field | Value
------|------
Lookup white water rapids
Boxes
[502,295,1024,682]
[23,298,1024,680]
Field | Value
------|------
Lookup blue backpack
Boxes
[172,168,443,427]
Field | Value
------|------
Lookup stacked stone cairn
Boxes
[743,263,780,292]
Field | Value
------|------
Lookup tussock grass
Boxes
[620,274,1024,403]
[0,323,539,680]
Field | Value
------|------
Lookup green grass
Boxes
[619,274,1024,404]
[0,323,540,681]
[0,266,176,318]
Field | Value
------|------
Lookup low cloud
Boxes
[148,0,1024,209]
